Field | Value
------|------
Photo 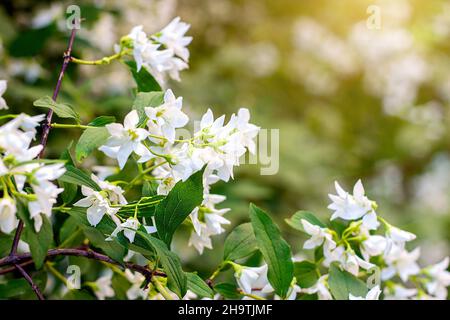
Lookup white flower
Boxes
[0,80,8,109]
[0,197,18,234]
[323,245,345,268]
[328,180,379,230]
[382,246,421,282]
[361,235,387,260]
[107,217,157,243]
[124,269,148,300]
[189,193,230,254]
[126,25,188,83]
[0,118,43,161]
[91,174,127,205]
[227,108,260,154]
[156,17,192,62]
[74,186,120,227]
[385,226,416,254]
[188,224,213,254]
[301,274,333,300]
[93,271,115,300]
[301,219,336,250]
[343,251,375,276]
[28,182,63,232]
[10,113,45,134]
[127,25,151,71]
[349,285,381,300]
[145,89,189,144]
[383,284,417,300]
[425,257,450,299]
[234,264,273,295]
[99,110,150,169]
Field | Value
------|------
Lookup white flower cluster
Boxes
[97,88,259,253]
[123,17,192,84]
[298,180,450,300]
[0,110,65,232]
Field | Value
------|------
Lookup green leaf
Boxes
[0,233,13,256]
[59,165,100,191]
[59,217,83,247]
[67,207,126,262]
[186,272,214,299]
[0,278,31,298]
[293,261,319,288]
[88,116,116,127]
[249,204,294,298]
[125,60,162,92]
[328,263,368,300]
[75,127,109,162]
[155,169,204,247]
[33,96,80,123]
[21,215,54,269]
[132,91,164,126]
[285,211,326,233]
[136,230,187,298]
[223,223,258,261]
[213,282,243,299]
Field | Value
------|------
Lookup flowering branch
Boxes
[5,26,79,300]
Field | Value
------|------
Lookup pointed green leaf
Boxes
[223,223,258,261]
[249,204,294,298]
[59,165,100,191]
[125,60,162,92]
[88,116,116,127]
[285,211,326,233]
[294,261,319,288]
[328,263,368,300]
[75,127,109,162]
[132,91,164,126]
[33,96,80,123]
[136,230,187,298]
[186,272,214,299]
[155,169,204,247]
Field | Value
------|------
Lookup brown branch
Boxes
[0,247,166,282]
[7,27,79,300]
[14,263,45,300]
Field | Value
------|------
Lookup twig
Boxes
[0,247,166,281]
[14,264,45,300]
[7,27,79,300]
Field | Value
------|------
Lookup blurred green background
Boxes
[0,0,449,277]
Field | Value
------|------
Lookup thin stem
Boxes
[51,123,93,130]
[45,262,69,287]
[239,291,266,300]
[125,161,167,191]
[14,263,45,300]
[70,49,130,65]
[57,228,82,248]
[0,114,18,121]
[151,276,173,300]
[39,27,78,158]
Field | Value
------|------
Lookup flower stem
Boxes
[70,50,131,65]
[51,123,93,130]
[151,276,173,300]
[45,261,69,287]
